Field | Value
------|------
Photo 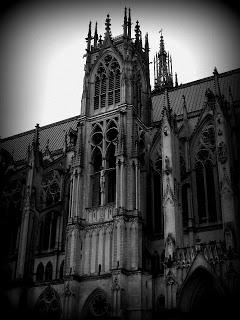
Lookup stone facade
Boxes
[1,9,240,320]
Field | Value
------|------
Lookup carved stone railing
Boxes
[85,204,115,224]
[175,241,235,269]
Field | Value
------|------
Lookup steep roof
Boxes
[1,116,79,162]
[1,68,240,163]
[152,68,240,122]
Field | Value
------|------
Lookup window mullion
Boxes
[203,163,209,223]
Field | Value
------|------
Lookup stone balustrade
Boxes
[85,204,115,224]
[175,241,234,269]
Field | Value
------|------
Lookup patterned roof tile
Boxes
[152,68,240,122]
[1,116,79,162]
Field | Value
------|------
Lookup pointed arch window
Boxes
[106,143,116,203]
[194,124,219,224]
[91,148,102,207]
[134,72,142,116]
[94,57,121,110]
[182,183,189,227]
[40,211,58,252]
[36,262,44,282]
[59,261,64,279]
[45,261,53,281]
[152,156,163,235]
[90,120,118,207]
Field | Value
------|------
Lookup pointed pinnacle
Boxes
[105,13,111,33]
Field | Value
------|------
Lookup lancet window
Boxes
[45,261,53,281]
[180,149,189,228]
[59,261,64,279]
[152,156,163,235]
[134,71,142,116]
[90,120,118,207]
[94,55,121,110]
[193,124,220,224]
[36,262,44,282]
[39,211,59,252]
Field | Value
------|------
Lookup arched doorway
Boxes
[81,288,110,320]
[178,267,226,317]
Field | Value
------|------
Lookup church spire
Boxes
[154,31,173,92]
[86,21,92,52]
[160,31,165,54]
[94,22,98,48]
[123,7,127,38]
[127,8,131,39]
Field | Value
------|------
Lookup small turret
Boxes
[135,20,141,43]
[105,14,111,37]
[103,14,112,46]
[154,31,174,92]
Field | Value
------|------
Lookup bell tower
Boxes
[64,8,152,320]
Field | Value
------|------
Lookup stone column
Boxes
[215,105,238,249]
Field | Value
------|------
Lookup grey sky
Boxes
[0,0,239,138]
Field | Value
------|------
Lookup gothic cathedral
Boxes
[1,9,240,320]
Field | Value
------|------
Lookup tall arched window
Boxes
[59,261,64,279]
[40,211,58,251]
[182,183,189,227]
[91,148,102,207]
[194,124,219,224]
[134,72,142,116]
[90,120,118,207]
[152,156,163,234]
[105,121,118,203]
[36,262,44,282]
[93,56,121,110]
[106,144,116,203]
[45,261,53,281]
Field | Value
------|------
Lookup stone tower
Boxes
[64,8,152,319]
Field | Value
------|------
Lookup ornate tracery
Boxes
[193,124,220,224]
[35,285,61,319]
[94,55,121,110]
[40,170,61,208]
[90,119,118,207]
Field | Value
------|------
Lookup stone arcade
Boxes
[1,8,240,320]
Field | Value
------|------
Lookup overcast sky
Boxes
[0,0,239,138]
